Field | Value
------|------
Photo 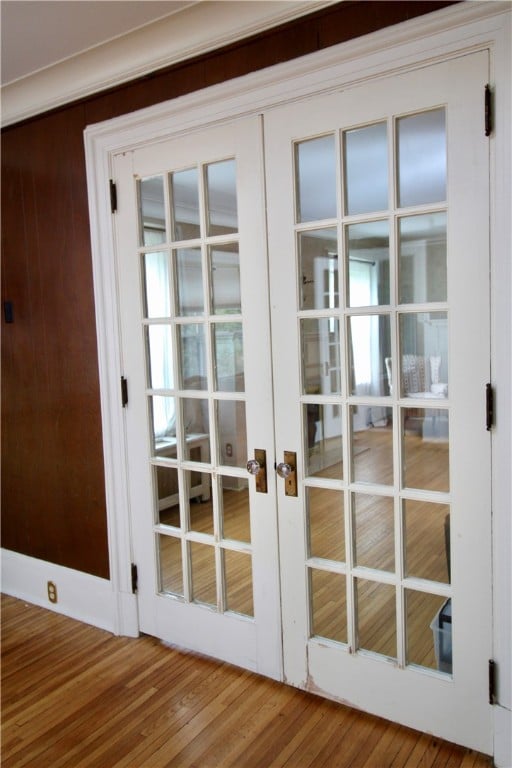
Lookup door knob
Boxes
[276,451,298,497]
[246,449,267,493]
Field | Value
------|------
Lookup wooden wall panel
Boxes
[1,2,457,579]
[1,106,109,577]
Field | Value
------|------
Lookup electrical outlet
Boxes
[226,443,233,457]
[47,581,58,604]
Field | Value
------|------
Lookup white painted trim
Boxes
[84,2,510,758]
[84,135,139,640]
[494,704,512,768]
[490,9,512,722]
[0,549,137,636]
[84,3,510,152]
[0,0,334,127]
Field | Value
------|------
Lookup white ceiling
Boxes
[1,0,332,125]
[1,1,196,85]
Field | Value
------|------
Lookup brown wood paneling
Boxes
[84,1,457,125]
[2,1,458,578]
[1,105,109,577]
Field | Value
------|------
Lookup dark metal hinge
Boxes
[485,84,493,137]
[489,659,496,704]
[121,376,128,408]
[110,179,118,213]
[486,383,494,431]
[131,563,138,594]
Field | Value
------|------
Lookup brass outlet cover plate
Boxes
[47,581,58,604]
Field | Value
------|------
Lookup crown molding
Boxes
[1,1,335,128]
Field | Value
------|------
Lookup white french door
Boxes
[113,117,282,678]
[266,51,492,752]
[113,51,492,752]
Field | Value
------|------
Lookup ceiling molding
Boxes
[1,1,336,128]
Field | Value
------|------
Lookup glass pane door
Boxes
[266,52,492,752]
[139,160,253,613]
[114,118,281,678]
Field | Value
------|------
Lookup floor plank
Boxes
[1,595,493,768]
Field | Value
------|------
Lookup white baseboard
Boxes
[1,548,138,636]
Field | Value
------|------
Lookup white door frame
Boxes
[84,3,510,762]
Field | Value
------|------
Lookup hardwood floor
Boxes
[1,595,492,768]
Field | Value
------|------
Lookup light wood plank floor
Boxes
[1,595,492,768]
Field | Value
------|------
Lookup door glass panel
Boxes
[137,149,257,627]
[185,470,213,534]
[351,407,393,485]
[189,497,213,535]
[399,213,447,304]
[406,590,451,674]
[214,323,244,392]
[221,477,251,543]
[399,312,448,398]
[348,314,391,397]
[397,109,446,208]
[224,550,254,617]
[151,396,176,451]
[344,122,388,215]
[310,569,347,643]
[179,324,207,388]
[143,252,171,318]
[304,404,343,480]
[295,135,337,223]
[181,400,210,460]
[402,408,449,491]
[158,534,183,596]
[210,244,241,314]
[347,221,390,307]
[353,493,394,572]
[404,500,450,584]
[146,325,174,390]
[298,228,338,310]
[156,466,180,526]
[176,248,204,316]
[356,579,396,659]
[171,167,201,241]
[206,159,238,236]
[307,487,345,561]
[139,175,166,246]
[190,542,216,606]
[217,400,247,469]
[301,318,341,395]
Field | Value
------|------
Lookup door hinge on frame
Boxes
[489,659,497,705]
[121,376,128,408]
[110,179,118,213]
[486,383,494,431]
[131,563,138,594]
[485,84,493,137]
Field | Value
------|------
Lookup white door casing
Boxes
[84,4,511,761]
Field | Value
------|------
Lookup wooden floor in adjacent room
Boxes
[1,595,491,768]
